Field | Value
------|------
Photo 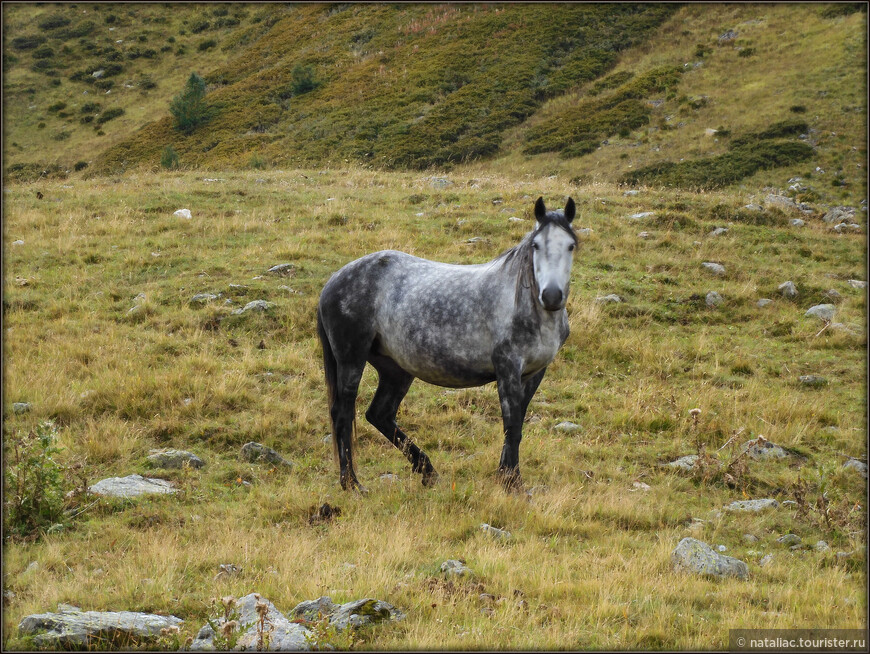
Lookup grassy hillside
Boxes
[3,3,866,206]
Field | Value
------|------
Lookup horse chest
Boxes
[518,312,567,375]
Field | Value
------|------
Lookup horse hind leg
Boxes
[366,356,438,487]
[329,358,368,492]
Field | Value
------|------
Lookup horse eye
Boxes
[532,242,540,250]
[568,244,575,252]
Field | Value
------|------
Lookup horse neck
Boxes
[504,239,544,319]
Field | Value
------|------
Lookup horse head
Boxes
[531,197,577,312]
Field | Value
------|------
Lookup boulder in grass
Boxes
[724,498,779,513]
[18,608,183,648]
[805,304,835,321]
[240,442,293,468]
[671,538,749,580]
[147,449,204,470]
[89,475,177,498]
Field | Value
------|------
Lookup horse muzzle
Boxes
[541,286,564,312]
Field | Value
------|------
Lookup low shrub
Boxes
[32,45,54,59]
[47,101,67,112]
[38,14,71,30]
[74,160,88,171]
[96,107,125,124]
[11,35,46,51]
[198,39,217,51]
[161,144,180,169]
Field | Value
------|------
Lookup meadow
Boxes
[2,166,866,649]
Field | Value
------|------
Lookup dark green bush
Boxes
[47,101,67,113]
[290,63,320,95]
[169,72,210,133]
[81,102,101,113]
[3,421,68,540]
[38,14,71,30]
[74,160,88,171]
[80,115,94,124]
[96,107,125,124]
[32,45,54,59]
[198,39,217,51]
[61,20,96,38]
[738,47,755,58]
[94,79,114,90]
[789,105,807,113]
[191,19,211,33]
[161,144,180,169]
[11,35,46,51]
[820,3,865,18]
[729,119,808,148]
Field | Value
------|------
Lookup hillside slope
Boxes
[3,3,866,205]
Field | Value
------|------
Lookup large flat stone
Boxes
[18,609,183,648]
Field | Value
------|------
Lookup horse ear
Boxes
[564,197,576,224]
[534,197,547,222]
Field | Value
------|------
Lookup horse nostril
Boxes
[541,286,563,309]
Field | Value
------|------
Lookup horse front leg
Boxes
[493,351,527,492]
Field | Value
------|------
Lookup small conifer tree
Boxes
[169,72,208,134]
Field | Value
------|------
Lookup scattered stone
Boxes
[709,227,728,236]
[705,291,723,307]
[824,289,842,301]
[701,262,726,276]
[813,540,831,553]
[89,475,177,498]
[240,442,293,467]
[231,300,274,315]
[804,304,835,321]
[290,596,337,622]
[743,534,759,544]
[328,598,405,631]
[790,218,806,227]
[764,194,798,211]
[595,294,622,304]
[173,209,191,219]
[190,293,219,303]
[466,237,485,244]
[638,231,652,239]
[799,375,827,387]
[716,545,727,552]
[146,449,204,470]
[576,227,592,237]
[705,128,719,137]
[267,263,295,276]
[822,206,856,224]
[428,177,452,189]
[759,554,774,567]
[776,533,801,547]
[718,29,738,43]
[666,455,699,471]
[628,211,655,219]
[842,458,868,479]
[441,559,473,577]
[832,222,862,233]
[742,436,788,461]
[191,593,309,651]
[671,537,749,580]
[91,69,105,78]
[778,281,798,298]
[757,298,773,307]
[847,279,867,289]
[18,608,183,649]
[480,523,512,540]
[379,473,399,482]
[631,481,652,492]
[744,203,763,212]
[623,190,640,196]
[554,421,581,432]
[508,216,525,223]
[12,402,32,414]
[724,498,779,513]
[12,239,24,246]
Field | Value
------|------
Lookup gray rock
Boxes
[628,211,656,220]
[843,458,868,479]
[709,227,728,237]
[329,599,405,630]
[623,190,640,196]
[742,437,788,461]
[718,29,738,43]
[191,293,219,303]
[757,298,773,307]
[12,402,32,414]
[805,304,835,321]
[638,231,652,239]
[744,203,763,212]
[705,291,723,307]
[18,608,183,648]
[240,442,293,467]
[790,218,806,227]
[232,300,274,315]
[173,209,191,219]
[666,454,699,471]
[89,474,177,498]
[725,498,779,513]
[701,262,726,276]
[576,227,593,237]
[12,239,24,246]
[595,294,623,304]
[832,222,862,233]
[776,533,801,547]
[428,177,452,189]
[778,281,798,298]
[290,596,338,622]
[822,206,856,224]
[824,289,842,301]
[743,534,759,543]
[813,540,831,552]
[91,69,105,79]
[764,194,798,211]
[799,375,827,387]
[147,449,204,470]
[554,421,581,432]
[191,593,311,652]
[267,263,295,276]
[847,279,867,289]
[441,559,473,577]
[671,538,749,580]
[480,523,512,540]
[759,554,774,567]
[379,473,399,482]
[466,237,485,244]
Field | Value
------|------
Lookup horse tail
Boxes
[316,306,340,467]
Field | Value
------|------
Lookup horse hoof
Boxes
[421,470,439,487]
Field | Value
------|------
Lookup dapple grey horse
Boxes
[316,196,577,492]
